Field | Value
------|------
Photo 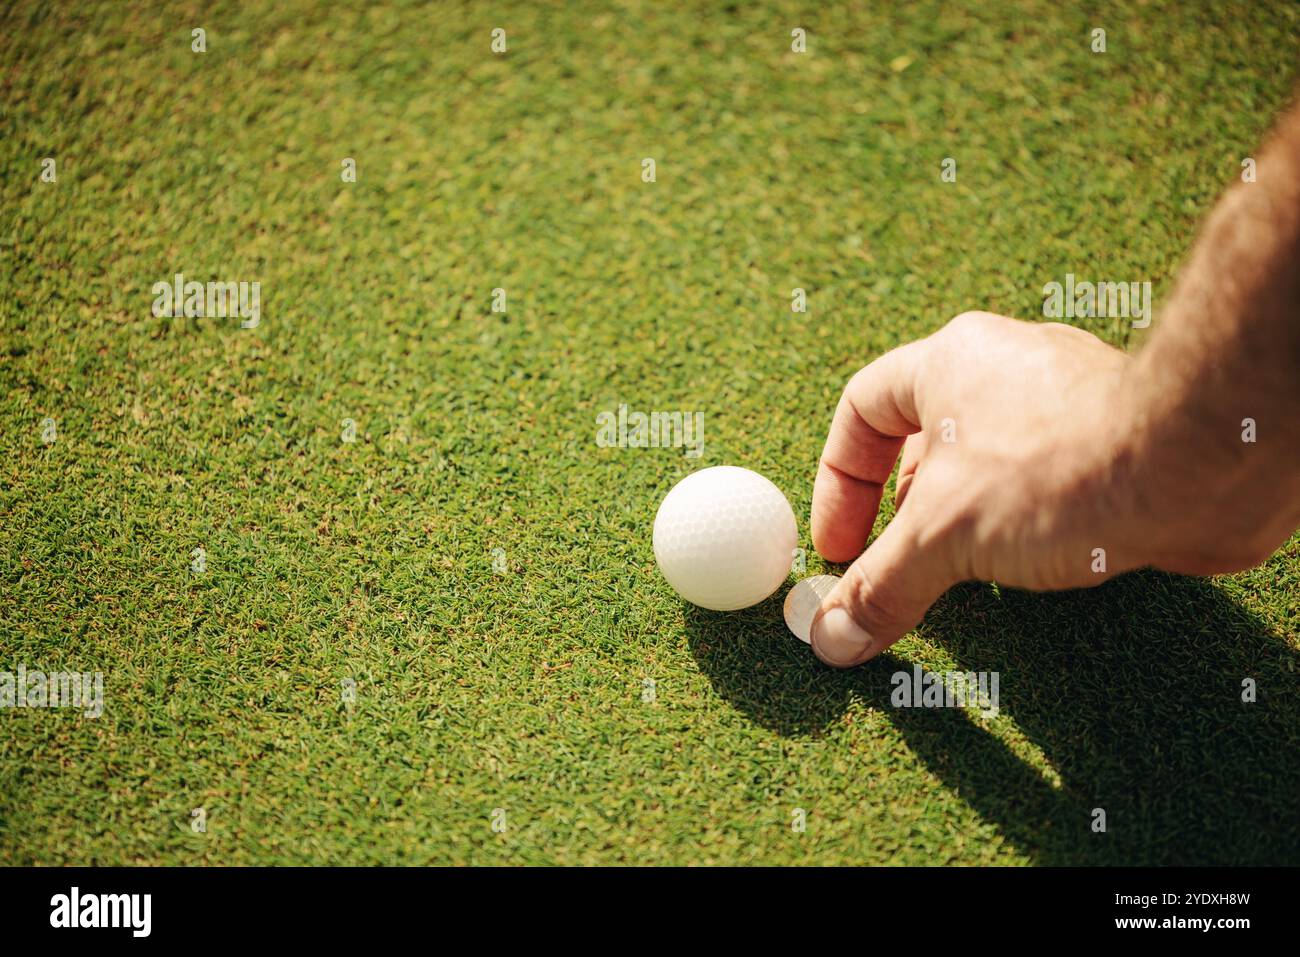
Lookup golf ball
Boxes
[652,466,798,611]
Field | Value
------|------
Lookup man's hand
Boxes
[809,95,1300,668]
[809,313,1135,667]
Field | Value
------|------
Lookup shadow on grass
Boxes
[685,571,1300,865]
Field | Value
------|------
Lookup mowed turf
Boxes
[1,0,1298,865]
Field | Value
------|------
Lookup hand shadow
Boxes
[685,570,1300,865]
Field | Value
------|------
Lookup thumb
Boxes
[810,505,957,668]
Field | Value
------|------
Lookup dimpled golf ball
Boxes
[653,466,798,611]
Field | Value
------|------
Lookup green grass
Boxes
[1,0,1298,865]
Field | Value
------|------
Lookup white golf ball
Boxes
[652,466,798,611]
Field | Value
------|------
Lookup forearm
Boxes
[1120,97,1300,572]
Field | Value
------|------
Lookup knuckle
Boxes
[945,310,996,334]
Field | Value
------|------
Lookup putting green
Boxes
[1,0,1297,865]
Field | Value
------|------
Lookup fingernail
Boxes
[812,607,875,667]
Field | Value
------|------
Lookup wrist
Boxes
[1107,351,1294,574]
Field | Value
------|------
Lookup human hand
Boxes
[808,311,1138,667]
[810,94,1300,668]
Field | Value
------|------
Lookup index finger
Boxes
[811,340,926,562]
